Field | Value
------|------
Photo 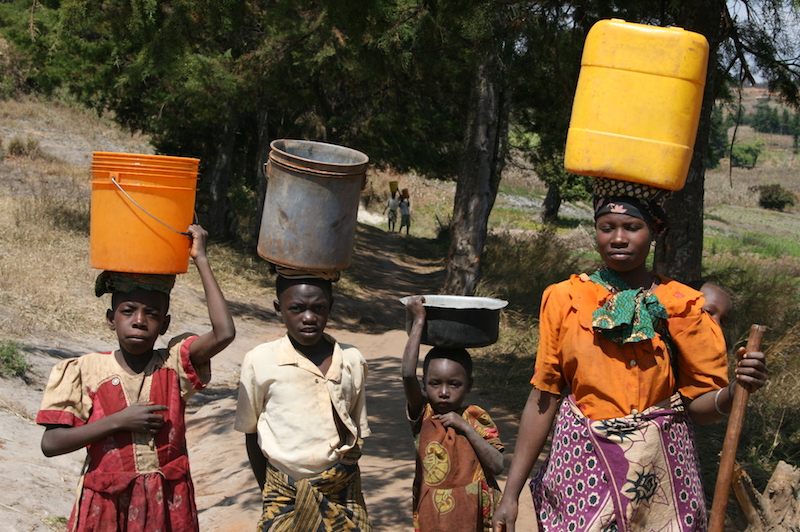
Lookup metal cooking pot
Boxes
[399,295,509,348]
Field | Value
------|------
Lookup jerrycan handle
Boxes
[110,174,191,237]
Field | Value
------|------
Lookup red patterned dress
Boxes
[36,336,208,532]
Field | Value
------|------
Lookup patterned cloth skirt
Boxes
[530,393,707,532]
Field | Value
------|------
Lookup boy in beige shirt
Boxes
[235,273,371,531]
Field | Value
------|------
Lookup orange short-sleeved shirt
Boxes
[532,273,728,420]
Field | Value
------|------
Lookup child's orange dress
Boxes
[37,336,208,532]
[410,404,504,532]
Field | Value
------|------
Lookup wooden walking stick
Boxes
[708,324,766,532]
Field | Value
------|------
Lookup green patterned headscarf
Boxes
[95,271,176,297]
[589,267,668,344]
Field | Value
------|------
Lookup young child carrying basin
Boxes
[403,295,504,532]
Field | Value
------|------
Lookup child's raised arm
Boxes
[184,224,236,366]
[402,296,427,418]
[41,402,168,457]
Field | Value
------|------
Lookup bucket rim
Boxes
[91,163,199,173]
[269,139,369,169]
[92,157,198,164]
[93,151,201,164]
[256,252,349,272]
[267,156,367,178]
[398,294,509,310]
[91,168,199,178]
[90,180,199,191]
[91,161,199,169]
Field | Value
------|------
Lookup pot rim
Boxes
[399,294,508,311]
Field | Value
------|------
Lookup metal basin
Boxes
[399,295,508,348]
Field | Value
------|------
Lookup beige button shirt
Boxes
[234,333,370,479]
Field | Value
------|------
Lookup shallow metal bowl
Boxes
[399,295,508,348]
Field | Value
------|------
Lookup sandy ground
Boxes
[0,315,537,532]
[186,326,538,532]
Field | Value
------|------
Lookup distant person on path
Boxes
[384,190,400,232]
[403,295,504,532]
[492,180,767,532]
[36,224,236,532]
[399,190,411,234]
[235,270,372,531]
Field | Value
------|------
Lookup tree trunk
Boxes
[541,183,561,224]
[252,108,270,248]
[443,48,509,296]
[653,4,724,281]
[206,109,239,239]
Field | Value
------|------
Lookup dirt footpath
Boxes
[0,305,536,532]
[0,209,537,532]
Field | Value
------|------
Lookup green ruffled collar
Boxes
[589,268,668,344]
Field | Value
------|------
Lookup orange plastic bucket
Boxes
[90,152,199,274]
[93,151,200,169]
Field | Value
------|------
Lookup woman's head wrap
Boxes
[95,271,176,298]
[593,178,671,236]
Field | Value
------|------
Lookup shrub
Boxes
[7,134,44,159]
[755,184,796,212]
[730,142,762,169]
[0,37,32,99]
[478,227,586,315]
[0,340,30,378]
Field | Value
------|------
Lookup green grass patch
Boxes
[407,203,451,239]
[706,231,800,258]
[497,183,542,200]
[703,211,728,224]
[487,207,541,231]
[0,340,31,378]
[43,515,69,531]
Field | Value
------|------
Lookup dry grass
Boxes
[472,311,540,414]
[477,227,594,314]
[0,96,152,162]
[0,191,105,338]
[706,160,800,209]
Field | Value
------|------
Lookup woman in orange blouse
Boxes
[493,181,767,532]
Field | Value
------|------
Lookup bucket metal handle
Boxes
[110,174,191,236]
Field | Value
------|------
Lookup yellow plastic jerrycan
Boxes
[564,19,709,191]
